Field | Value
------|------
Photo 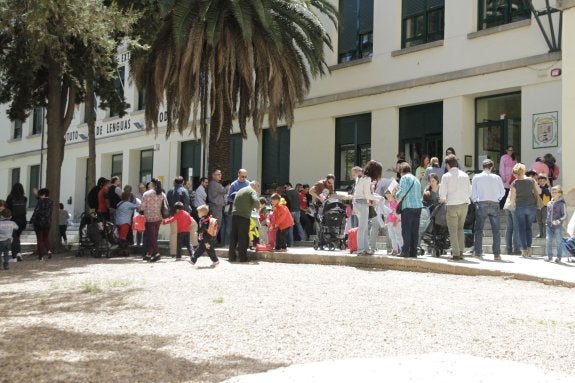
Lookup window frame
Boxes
[335,113,372,189]
[29,165,40,208]
[13,119,23,140]
[109,66,126,117]
[111,153,123,179]
[31,107,44,135]
[337,0,374,64]
[401,1,445,49]
[477,0,531,31]
[139,149,154,184]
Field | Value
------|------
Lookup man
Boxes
[471,159,505,261]
[194,177,209,207]
[284,182,305,244]
[309,174,336,204]
[97,178,111,221]
[207,169,228,244]
[224,169,250,245]
[439,154,471,260]
[395,163,422,258]
[299,184,314,239]
[229,180,260,262]
[107,176,122,220]
[166,176,193,259]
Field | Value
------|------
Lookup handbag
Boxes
[132,215,146,232]
[503,196,515,211]
[161,195,170,219]
[368,205,377,219]
[396,180,415,215]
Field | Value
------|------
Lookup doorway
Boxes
[399,102,443,169]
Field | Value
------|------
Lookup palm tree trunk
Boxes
[86,80,96,191]
[208,97,232,179]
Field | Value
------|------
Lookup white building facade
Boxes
[1,0,573,219]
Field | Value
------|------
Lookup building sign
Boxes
[64,117,141,144]
[532,111,559,148]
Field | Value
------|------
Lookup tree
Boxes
[0,0,134,247]
[134,0,337,179]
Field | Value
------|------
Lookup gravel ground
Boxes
[1,255,574,383]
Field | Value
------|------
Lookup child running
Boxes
[192,205,219,267]
[161,201,193,261]
[0,209,19,270]
[545,185,567,263]
[269,193,294,252]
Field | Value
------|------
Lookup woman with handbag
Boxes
[395,162,423,258]
[508,163,540,257]
[352,160,383,256]
[139,178,167,262]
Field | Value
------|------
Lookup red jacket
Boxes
[162,210,193,233]
[272,204,294,231]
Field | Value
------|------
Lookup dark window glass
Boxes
[402,0,444,48]
[11,168,20,186]
[335,113,371,189]
[29,165,40,208]
[181,140,201,187]
[478,0,530,30]
[338,0,374,63]
[111,154,123,179]
[32,107,43,135]
[137,88,146,111]
[110,66,126,117]
[262,127,290,192]
[140,149,154,184]
[13,120,23,139]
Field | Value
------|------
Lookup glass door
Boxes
[475,120,505,172]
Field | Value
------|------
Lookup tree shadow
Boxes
[0,326,286,383]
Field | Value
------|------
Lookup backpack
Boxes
[207,217,219,237]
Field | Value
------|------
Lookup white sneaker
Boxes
[211,261,220,267]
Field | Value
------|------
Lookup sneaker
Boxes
[16,253,23,261]
[211,261,220,267]
[472,252,483,259]
[554,258,561,263]
[150,254,161,263]
[190,256,197,265]
[494,255,502,261]
[143,255,151,261]
[390,250,399,256]
[545,257,552,262]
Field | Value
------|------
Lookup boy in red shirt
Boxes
[269,193,294,252]
[192,204,219,267]
[161,201,193,261]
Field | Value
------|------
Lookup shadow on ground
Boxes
[0,326,286,383]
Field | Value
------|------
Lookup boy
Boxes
[0,209,19,270]
[269,193,294,252]
[59,203,70,248]
[192,205,219,267]
[536,174,551,238]
[161,201,193,261]
[545,185,567,263]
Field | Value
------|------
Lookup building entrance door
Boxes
[475,120,507,172]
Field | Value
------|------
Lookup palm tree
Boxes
[133,0,337,179]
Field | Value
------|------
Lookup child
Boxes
[161,201,193,261]
[115,192,140,248]
[30,188,53,260]
[269,193,294,252]
[192,204,219,266]
[59,203,70,248]
[545,185,567,263]
[0,209,19,270]
[258,197,271,245]
[536,174,551,238]
[384,191,403,256]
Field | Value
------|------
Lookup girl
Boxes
[499,146,516,209]
[545,185,567,263]
[536,174,551,238]
[384,191,403,256]
[269,193,293,252]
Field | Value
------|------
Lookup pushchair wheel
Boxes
[419,247,425,256]
[313,240,319,251]
[339,241,346,250]
[328,243,335,251]
[432,247,441,258]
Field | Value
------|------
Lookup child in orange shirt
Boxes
[269,193,294,252]
[161,201,193,261]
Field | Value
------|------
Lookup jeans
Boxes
[229,215,250,261]
[474,201,500,255]
[287,211,305,245]
[354,200,370,253]
[401,208,421,257]
[11,218,26,255]
[505,209,520,253]
[369,216,384,251]
[546,225,563,260]
[175,232,193,258]
[276,228,289,250]
[515,205,537,250]
[222,212,232,246]
[0,239,11,266]
[446,204,468,256]
[536,206,547,238]
[194,240,218,262]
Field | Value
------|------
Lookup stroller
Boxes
[76,211,119,258]
[422,202,476,257]
[313,199,347,251]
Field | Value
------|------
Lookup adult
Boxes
[353,160,383,256]
[139,178,166,262]
[395,163,423,258]
[471,159,505,260]
[499,145,516,209]
[224,169,250,245]
[422,173,441,211]
[299,184,314,240]
[309,174,336,204]
[369,176,393,253]
[166,176,192,258]
[30,188,53,261]
[97,178,111,221]
[284,182,305,245]
[348,166,363,228]
[423,157,444,186]
[229,180,260,262]
[6,182,27,261]
[415,154,430,192]
[530,153,560,186]
[439,154,471,261]
[508,163,540,258]
[87,177,107,212]
[107,176,122,220]
[194,177,209,207]
[440,147,463,172]
[208,169,228,243]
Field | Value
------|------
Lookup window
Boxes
[478,0,530,30]
[262,127,290,192]
[111,153,123,179]
[335,114,371,189]
[338,0,374,63]
[402,0,444,48]
[13,119,23,139]
[32,107,43,135]
[139,149,154,184]
[110,66,126,117]
[29,165,40,208]
[137,88,146,111]
[181,140,201,187]
[11,168,20,186]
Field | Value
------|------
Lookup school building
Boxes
[1,0,575,220]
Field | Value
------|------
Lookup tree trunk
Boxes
[86,80,96,191]
[208,98,232,180]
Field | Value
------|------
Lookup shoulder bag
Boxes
[161,194,170,218]
[396,180,415,215]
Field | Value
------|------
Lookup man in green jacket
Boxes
[229,181,260,262]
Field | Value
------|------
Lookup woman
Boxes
[6,183,27,261]
[440,147,463,171]
[423,157,444,186]
[353,160,383,256]
[139,178,166,262]
[499,145,516,209]
[509,163,539,257]
[416,154,430,193]
[30,188,53,260]
[423,173,441,212]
